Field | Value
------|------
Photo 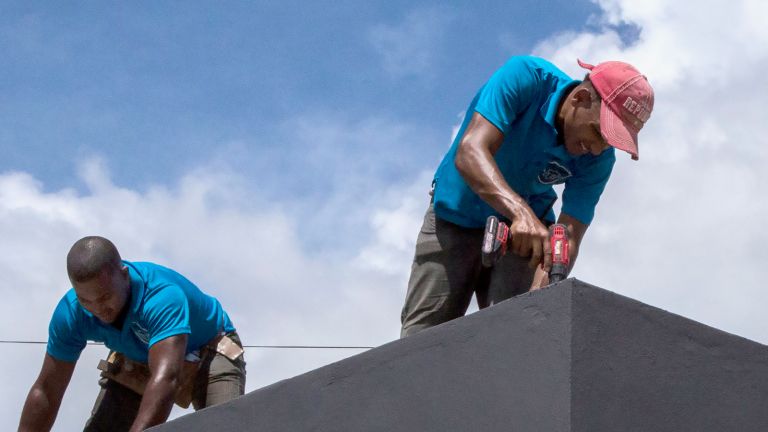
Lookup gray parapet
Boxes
[151,279,768,432]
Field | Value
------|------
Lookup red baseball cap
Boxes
[577,59,654,160]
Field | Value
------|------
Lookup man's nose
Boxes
[94,304,108,317]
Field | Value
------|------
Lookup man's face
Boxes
[74,266,130,324]
[563,89,611,157]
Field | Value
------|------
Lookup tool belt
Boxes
[96,333,244,408]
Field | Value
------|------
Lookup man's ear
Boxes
[570,87,594,108]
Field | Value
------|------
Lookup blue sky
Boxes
[1,1,600,193]
[0,1,609,255]
[3,1,768,430]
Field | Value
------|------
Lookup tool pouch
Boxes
[95,334,243,409]
[213,334,245,361]
[97,352,201,409]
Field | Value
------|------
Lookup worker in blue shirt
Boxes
[400,56,655,337]
[18,236,246,432]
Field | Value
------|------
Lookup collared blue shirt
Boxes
[433,56,615,227]
[47,261,235,363]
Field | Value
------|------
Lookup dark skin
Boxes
[454,81,609,290]
[18,264,188,432]
[17,354,75,432]
[130,334,187,432]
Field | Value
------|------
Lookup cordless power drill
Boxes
[481,215,570,283]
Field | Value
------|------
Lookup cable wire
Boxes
[0,340,373,349]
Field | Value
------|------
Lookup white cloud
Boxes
[368,6,455,80]
[533,0,768,343]
[354,171,431,275]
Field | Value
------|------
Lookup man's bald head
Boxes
[67,236,123,283]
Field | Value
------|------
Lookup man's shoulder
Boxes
[128,261,197,303]
[481,56,575,105]
[52,289,81,319]
[125,260,172,275]
[498,56,571,81]
[47,289,91,361]
[126,261,190,287]
[50,288,90,330]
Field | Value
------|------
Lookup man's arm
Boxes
[129,334,188,432]
[18,354,76,431]
[455,112,552,270]
[530,213,588,290]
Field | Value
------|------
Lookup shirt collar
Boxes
[539,79,580,161]
[539,79,580,134]
[125,261,145,317]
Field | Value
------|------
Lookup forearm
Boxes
[18,385,60,431]
[128,375,178,432]
[455,143,533,221]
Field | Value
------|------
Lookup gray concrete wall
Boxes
[153,285,573,432]
[570,280,768,432]
[153,279,768,432]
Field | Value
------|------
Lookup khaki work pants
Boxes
[83,333,246,432]
[400,204,537,338]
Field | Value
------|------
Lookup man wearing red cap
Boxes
[400,56,654,337]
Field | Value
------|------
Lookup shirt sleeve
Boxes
[46,296,87,363]
[562,149,616,225]
[143,284,191,348]
[474,57,538,135]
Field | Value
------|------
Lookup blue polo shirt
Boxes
[47,261,235,363]
[433,56,615,227]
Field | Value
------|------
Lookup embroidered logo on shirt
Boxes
[131,322,150,345]
[538,161,572,185]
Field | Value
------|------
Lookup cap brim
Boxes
[600,103,639,161]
